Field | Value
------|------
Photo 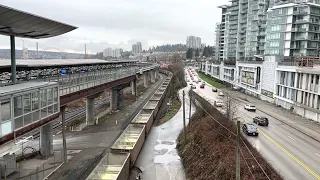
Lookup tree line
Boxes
[146,44,187,52]
[186,46,214,59]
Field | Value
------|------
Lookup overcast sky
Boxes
[0,0,228,54]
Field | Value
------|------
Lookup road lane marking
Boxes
[259,129,320,180]
[315,153,320,157]
[269,124,273,127]
[287,135,296,142]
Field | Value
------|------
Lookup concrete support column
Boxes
[151,70,155,83]
[131,80,137,96]
[315,95,319,109]
[111,88,118,111]
[40,122,53,158]
[86,97,95,125]
[10,35,16,84]
[294,72,298,88]
[143,73,148,88]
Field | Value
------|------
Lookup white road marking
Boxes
[287,135,296,141]
[56,131,61,135]
[269,124,273,127]
[315,153,320,157]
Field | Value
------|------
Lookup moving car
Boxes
[242,123,258,136]
[200,84,205,89]
[218,92,224,96]
[214,101,223,107]
[191,85,196,89]
[253,116,269,126]
[244,104,256,112]
[212,87,218,92]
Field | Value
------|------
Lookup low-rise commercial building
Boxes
[200,56,320,122]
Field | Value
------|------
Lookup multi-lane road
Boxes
[189,70,320,180]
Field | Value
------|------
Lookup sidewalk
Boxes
[233,91,320,142]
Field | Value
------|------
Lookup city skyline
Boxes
[0,0,227,54]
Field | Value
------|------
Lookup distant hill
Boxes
[0,49,86,59]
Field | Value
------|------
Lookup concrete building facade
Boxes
[132,42,142,55]
[186,36,201,49]
[200,56,320,122]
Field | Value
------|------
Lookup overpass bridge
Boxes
[0,3,159,166]
[0,59,159,158]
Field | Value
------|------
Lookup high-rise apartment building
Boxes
[103,48,121,58]
[210,0,320,122]
[132,42,142,54]
[219,0,320,60]
[186,36,201,49]
[216,5,229,62]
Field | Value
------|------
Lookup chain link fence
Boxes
[3,151,63,180]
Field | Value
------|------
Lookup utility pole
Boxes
[182,90,187,143]
[61,106,68,162]
[188,92,192,129]
[236,120,241,180]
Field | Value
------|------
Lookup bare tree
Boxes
[221,88,239,121]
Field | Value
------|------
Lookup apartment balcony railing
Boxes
[278,56,320,67]
[230,21,238,25]
[230,11,239,16]
[294,36,307,40]
[293,10,308,15]
[292,28,307,32]
[295,19,308,24]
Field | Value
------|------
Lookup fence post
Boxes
[43,163,45,179]
[36,166,39,180]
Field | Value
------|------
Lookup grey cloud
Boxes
[0,0,228,53]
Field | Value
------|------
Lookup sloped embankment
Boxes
[176,90,283,180]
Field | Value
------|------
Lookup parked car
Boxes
[244,104,256,112]
[200,84,205,89]
[214,101,223,107]
[242,123,259,136]
[253,116,269,126]
[189,82,193,85]
[212,88,218,92]
[191,85,196,89]
[218,92,224,96]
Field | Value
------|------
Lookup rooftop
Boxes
[0,4,77,39]
[0,59,136,69]
[0,81,57,98]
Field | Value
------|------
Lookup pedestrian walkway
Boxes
[232,91,320,142]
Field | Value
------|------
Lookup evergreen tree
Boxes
[186,48,193,59]
[195,48,200,57]
[202,46,209,57]
[208,46,214,56]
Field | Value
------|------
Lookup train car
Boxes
[131,109,154,135]
[86,153,130,180]
[143,100,160,119]
[111,124,146,167]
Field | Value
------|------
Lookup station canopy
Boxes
[0,4,77,39]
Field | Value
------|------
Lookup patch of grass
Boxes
[161,98,181,123]
[197,71,226,89]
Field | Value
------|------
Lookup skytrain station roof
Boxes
[0,59,137,69]
[0,4,77,39]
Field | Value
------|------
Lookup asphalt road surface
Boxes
[190,71,320,180]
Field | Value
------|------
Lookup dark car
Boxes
[242,123,259,136]
[253,116,269,126]
[212,87,218,92]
